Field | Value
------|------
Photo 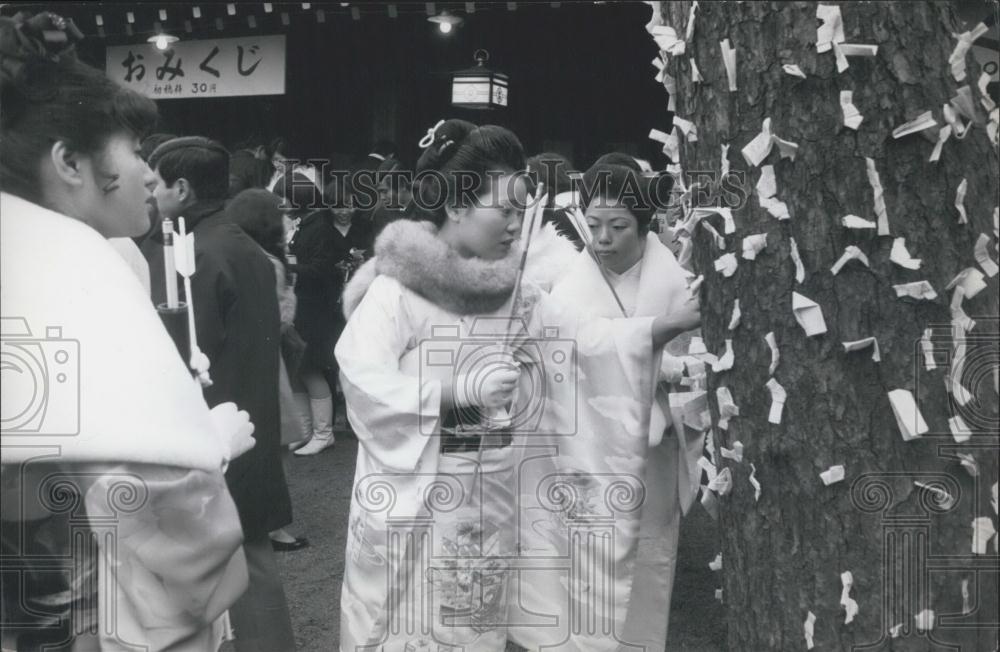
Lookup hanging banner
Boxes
[106,35,286,99]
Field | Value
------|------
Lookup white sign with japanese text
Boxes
[106,35,285,99]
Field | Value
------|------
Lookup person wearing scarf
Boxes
[334,120,699,652]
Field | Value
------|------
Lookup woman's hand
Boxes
[652,289,701,349]
[209,402,256,463]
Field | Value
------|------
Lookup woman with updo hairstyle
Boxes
[1,12,252,650]
[547,154,702,650]
[335,119,699,651]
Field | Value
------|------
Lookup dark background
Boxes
[2,2,674,171]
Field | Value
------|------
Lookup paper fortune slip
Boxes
[930,124,952,162]
[892,111,938,139]
[971,517,996,555]
[841,90,863,129]
[913,609,934,632]
[804,611,817,650]
[715,253,738,277]
[842,337,880,362]
[765,378,786,424]
[742,234,768,260]
[888,389,928,441]
[816,4,845,53]
[728,299,742,330]
[890,237,922,270]
[720,441,743,463]
[765,332,780,375]
[820,465,846,485]
[712,339,735,372]
[865,157,890,236]
[894,281,938,301]
[840,571,859,624]
[789,237,806,283]
[717,387,740,429]
[921,329,937,370]
[674,116,698,142]
[702,221,726,249]
[792,292,827,336]
[742,118,798,167]
[842,214,877,229]
[830,246,870,275]
[949,415,971,443]
[784,64,806,78]
[720,38,737,91]
[946,267,986,299]
[708,553,723,572]
[748,463,761,501]
[949,22,988,81]
[974,233,999,277]
[955,178,968,225]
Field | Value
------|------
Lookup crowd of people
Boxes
[1,11,707,652]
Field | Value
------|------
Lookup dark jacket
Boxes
[185,199,292,536]
[288,210,342,367]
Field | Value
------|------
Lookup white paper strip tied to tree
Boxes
[887,389,928,441]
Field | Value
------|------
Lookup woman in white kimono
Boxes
[1,13,254,650]
[513,158,704,651]
[335,120,699,652]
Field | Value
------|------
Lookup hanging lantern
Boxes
[451,49,508,110]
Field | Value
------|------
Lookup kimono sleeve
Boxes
[84,463,247,650]
[335,276,440,471]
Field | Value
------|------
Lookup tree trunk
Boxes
[658,1,999,649]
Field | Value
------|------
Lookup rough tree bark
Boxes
[657,2,999,650]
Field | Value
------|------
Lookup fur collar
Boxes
[342,219,578,319]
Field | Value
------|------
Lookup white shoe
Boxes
[294,397,335,456]
[293,435,335,456]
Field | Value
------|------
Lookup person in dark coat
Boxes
[274,172,341,455]
[149,136,296,652]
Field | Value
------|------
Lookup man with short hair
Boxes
[148,136,295,652]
